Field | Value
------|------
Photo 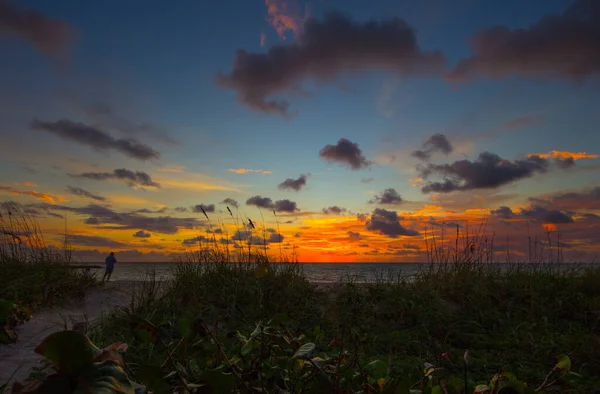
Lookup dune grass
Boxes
[0,202,96,310]
[85,227,600,392]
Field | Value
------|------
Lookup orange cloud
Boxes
[0,185,66,204]
[227,168,272,175]
[157,165,187,173]
[527,150,599,160]
[265,0,309,40]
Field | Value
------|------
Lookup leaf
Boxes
[34,330,99,374]
[431,386,443,394]
[555,354,571,371]
[74,360,136,394]
[293,343,315,359]
[129,316,158,344]
[365,360,388,380]
[177,315,194,340]
[473,384,491,393]
[377,377,386,391]
[266,313,292,328]
[137,364,171,394]
[195,367,235,394]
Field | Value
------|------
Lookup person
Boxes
[102,252,117,283]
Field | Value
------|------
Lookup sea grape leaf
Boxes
[293,343,315,359]
[74,360,135,394]
[365,360,388,380]
[34,330,99,374]
[555,354,571,371]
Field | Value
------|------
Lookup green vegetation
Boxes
[2,205,599,392]
[0,203,96,343]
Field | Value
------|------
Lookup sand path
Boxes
[0,281,135,388]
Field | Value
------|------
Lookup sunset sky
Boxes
[1,0,599,262]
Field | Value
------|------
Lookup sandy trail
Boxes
[0,281,138,388]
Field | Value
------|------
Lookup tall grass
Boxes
[0,202,95,308]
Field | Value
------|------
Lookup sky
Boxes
[1,0,599,263]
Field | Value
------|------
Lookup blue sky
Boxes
[1,0,599,262]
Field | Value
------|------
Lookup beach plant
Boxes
[0,299,32,344]
[8,319,579,393]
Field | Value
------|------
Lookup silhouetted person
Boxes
[102,252,116,283]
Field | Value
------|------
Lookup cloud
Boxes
[31,118,160,161]
[0,0,75,56]
[227,168,271,175]
[0,185,65,204]
[491,204,574,224]
[72,169,160,189]
[182,235,214,245]
[260,30,266,47]
[278,174,308,191]
[348,231,362,240]
[82,102,176,145]
[530,186,600,211]
[34,203,202,234]
[521,206,574,224]
[527,150,598,160]
[268,232,284,243]
[133,230,151,238]
[265,0,308,40]
[67,235,127,248]
[217,12,445,117]
[369,188,403,205]
[448,0,600,82]
[322,206,347,215]
[174,207,188,212]
[420,152,558,193]
[65,186,107,202]
[231,230,252,241]
[361,178,374,184]
[319,138,372,170]
[192,204,215,213]
[245,195,299,212]
[412,134,453,161]
[365,208,419,238]
[221,198,239,208]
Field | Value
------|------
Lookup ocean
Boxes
[80,262,597,283]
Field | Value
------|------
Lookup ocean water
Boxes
[79,262,597,283]
[81,262,425,283]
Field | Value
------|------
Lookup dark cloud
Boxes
[0,0,74,56]
[133,230,151,238]
[65,186,107,202]
[322,206,347,215]
[420,152,554,193]
[182,235,214,245]
[67,235,127,248]
[365,208,419,238]
[278,174,308,191]
[492,204,574,224]
[221,198,239,208]
[83,102,176,145]
[207,228,223,234]
[521,206,574,224]
[448,0,600,82]
[217,12,445,117]
[361,178,374,183]
[554,156,576,169]
[192,204,215,213]
[246,195,274,209]
[403,244,421,250]
[412,134,453,161]
[348,231,362,240]
[319,138,372,170]
[34,203,202,234]
[369,188,403,205]
[174,207,188,213]
[232,230,252,241]
[31,118,160,161]
[133,207,168,214]
[268,233,284,243]
[357,213,368,222]
[532,186,600,211]
[273,199,299,213]
[245,196,299,212]
[491,206,514,219]
[72,168,160,189]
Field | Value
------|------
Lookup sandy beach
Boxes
[0,281,148,387]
